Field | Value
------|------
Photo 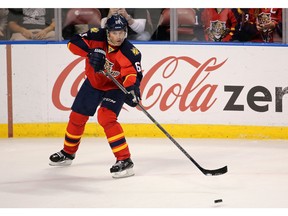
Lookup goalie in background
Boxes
[49,14,143,179]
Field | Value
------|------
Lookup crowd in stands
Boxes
[0,8,283,43]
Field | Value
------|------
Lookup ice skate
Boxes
[49,150,75,166]
[110,158,134,178]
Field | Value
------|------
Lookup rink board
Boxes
[0,43,288,138]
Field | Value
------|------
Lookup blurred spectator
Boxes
[232,8,282,43]
[8,8,55,40]
[276,19,282,38]
[62,8,101,40]
[0,9,9,40]
[250,8,282,43]
[100,8,151,40]
[191,8,205,41]
[151,8,205,41]
[201,8,237,42]
[231,8,258,42]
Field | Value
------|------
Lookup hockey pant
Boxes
[63,79,131,161]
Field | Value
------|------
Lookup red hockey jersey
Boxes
[67,27,142,91]
[248,8,282,42]
[201,8,237,42]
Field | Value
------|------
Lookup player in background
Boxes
[49,14,143,179]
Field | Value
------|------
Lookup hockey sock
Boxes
[63,111,89,155]
[97,107,131,160]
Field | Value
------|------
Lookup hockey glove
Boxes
[87,48,106,72]
[125,85,141,107]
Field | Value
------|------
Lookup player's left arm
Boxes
[121,53,142,88]
[119,45,143,107]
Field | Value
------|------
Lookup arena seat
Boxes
[158,8,197,37]
[63,8,101,28]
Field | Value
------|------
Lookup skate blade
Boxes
[49,160,72,166]
[111,167,135,179]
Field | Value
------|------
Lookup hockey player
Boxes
[49,14,142,178]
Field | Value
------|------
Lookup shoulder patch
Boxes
[90,28,99,33]
[108,45,115,53]
[131,47,140,56]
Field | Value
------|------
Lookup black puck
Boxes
[214,199,223,203]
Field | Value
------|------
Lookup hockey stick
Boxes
[104,71,227,176]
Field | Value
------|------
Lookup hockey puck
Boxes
[214,199,223,203]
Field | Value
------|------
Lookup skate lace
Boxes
[56,151,65,158]
[114,160,124,167]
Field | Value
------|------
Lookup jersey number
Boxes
[135,62,142,73]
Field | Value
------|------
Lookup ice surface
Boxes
[0,137,287,215]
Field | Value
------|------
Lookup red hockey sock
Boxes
[97,107,131,160]
[63,111,88,155]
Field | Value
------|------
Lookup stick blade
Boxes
[201,165,228,176]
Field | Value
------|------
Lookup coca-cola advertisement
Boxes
[1,44,288,127]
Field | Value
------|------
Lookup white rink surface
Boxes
[0,137,288,215]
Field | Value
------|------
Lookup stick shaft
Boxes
[105,71,227,176]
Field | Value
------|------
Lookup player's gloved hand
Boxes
[87,48,106,72]
[125,85,141,107]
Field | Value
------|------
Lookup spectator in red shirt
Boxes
[249,8,282,43]
[201,8,237,42]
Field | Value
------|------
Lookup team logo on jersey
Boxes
[131,47,140,56]
[209,20,227,41]
[257,12,273,42]
[90,28,99,33]
[257,13,272,32]
[104,59,120,77]
[257,13,271,26]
